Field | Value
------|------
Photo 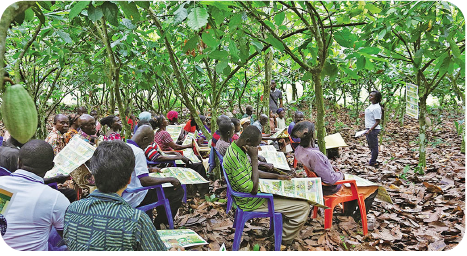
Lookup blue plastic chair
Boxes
[123,184,174,229]
[146,160,187,203]
[0,167,11,176]
[0,136,3,146]
[221,162,283,251]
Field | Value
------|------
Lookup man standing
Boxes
[63,140,167,251]
[124,125,184,229]
[269,80,283,114]
[46,114,69,155]
[0,140,70,250]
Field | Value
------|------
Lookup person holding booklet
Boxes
[63,140,167,251]
[359,91,383,167]
[124,125,184,230]
[291,121,378,222]
[223,126,311,246]
[153,115,193,151]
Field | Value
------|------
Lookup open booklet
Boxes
[157,229,207,249]
[258,145,291,171]
[149,167,208,187]
[258,178,326,208]
[45,136,95,178]
[0,187,14,214]
[269,127,289,139]
[166,125,184,142]
[344,174,393,204]
[175,133,201,165]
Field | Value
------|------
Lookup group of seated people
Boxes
[0,105,377,251]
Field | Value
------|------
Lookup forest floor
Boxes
[174,106,465,251]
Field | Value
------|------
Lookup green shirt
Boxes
[223,142,266,211]
[64,190,167,251]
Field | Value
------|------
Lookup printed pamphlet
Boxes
[157,229,208,249]
[258,150,291,171]
[166,125,184,142]
[344,174,393,204]
[269,127,288,139]
[354,130,367,138]
[258,178,325,207]
[149,167,208,187]
[0,187,13,215]
[45,136,95,178]
[175,133,201,165]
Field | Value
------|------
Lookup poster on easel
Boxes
[406,83,419,119]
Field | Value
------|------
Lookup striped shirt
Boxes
[223,142,265,211]
[154,130,174,151]
[64,190,166,251]
[144,142,162,161]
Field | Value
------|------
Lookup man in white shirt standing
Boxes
[0,140,70,251]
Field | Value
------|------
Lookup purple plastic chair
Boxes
[221,162,283,251]
[123,184,174,229]
[146,160,187,203]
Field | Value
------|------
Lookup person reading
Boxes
[153,115,193,151]
[124,125,184,229]
[0,140,70,251]
[63,140,167,251]
[291,121,378,221]
[223,126,311,245]
[100,115,123,141]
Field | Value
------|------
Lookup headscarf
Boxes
[138,111,151,122]
[276,108,284,114]
[167,110,179,121]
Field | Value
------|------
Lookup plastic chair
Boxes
[221,162,283,251]
[0,136,3,146]
[303,166,368,235]
[123,184,174,229]
[0,167,11,176]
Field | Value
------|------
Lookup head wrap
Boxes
[276,108,284,114]
[240,117,251,126]
[138,111,151,122]
[167,110,179,121]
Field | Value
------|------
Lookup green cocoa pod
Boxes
[1,84,38,144]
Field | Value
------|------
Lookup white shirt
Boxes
[0,169,70,251]
[122,143,149,208]
[365,103,382,129]
[276,117,286,130]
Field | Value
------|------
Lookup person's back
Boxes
[0,140,69,251]
[64,191,163,251]
[63,140,166,251]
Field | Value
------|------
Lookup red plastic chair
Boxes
[303,166,368,235]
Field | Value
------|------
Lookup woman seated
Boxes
[291,121,378,221]
[167,110,179,125]
[153,115,193,151]
[100,115,123,141]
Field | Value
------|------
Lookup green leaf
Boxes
[209,50,228,60]
[377,29,387,40]
[264,20,275,29]
[182,36,199,52]
[449,39,461,58]
[358,47,380,55]
[32,5,45,24]
[356,56,366,70]
[365,59,374,70]
[251,40,263,52]
[228,13,242,29]
[69,1,90,19]
[265,35,284,51]
[334,28,354,48]
[215,61,228,74]
[274,11,285,26]
[228,40,239,59]
[187,7,209,31]
[341,66,359,79]
[302,71,313,81]
[173,3,188,24]
[365,3,381,14]
[24,8,34,22]
[202,32,219,48]
[119,1,140,22]
[135,1,150,9]
[102,2,119,26]
[37,1,52,11]
[57,31,72,44]
[199,0,238,11]
[88,4,103,22]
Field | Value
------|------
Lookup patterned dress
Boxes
[45,128,66,155]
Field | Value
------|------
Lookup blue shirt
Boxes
[64,190,166,251]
